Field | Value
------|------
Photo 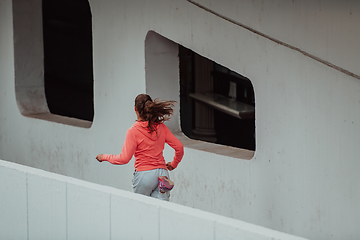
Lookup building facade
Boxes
[1,0,359,239]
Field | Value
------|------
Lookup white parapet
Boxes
[0,159,308,240]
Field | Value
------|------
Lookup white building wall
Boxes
[0,0,359,239]
[191,0,360,77]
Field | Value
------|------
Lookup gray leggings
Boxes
[132,168,170,201]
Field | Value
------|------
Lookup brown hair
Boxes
[135,94,176,133]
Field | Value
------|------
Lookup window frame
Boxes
[13,0,94,128]
[145,31,255,160]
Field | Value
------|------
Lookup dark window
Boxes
[42,0,94,121]
[179,46,255,151]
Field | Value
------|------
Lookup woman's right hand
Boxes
[166,162,174,171]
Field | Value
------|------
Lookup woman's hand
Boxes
[96,154,103,162]
[166,162,174,171]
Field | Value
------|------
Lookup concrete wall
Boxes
[0,160,308,240]
[190,0,360,77]
[1,0,360,239]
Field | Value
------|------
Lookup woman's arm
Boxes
[164,125,184,170]
[96,128,137,165]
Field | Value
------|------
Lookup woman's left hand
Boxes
[96,154,103,162]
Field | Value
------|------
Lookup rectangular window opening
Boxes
[42,0,94,122]
[145,31,255,159]
[13,0,94,128]
[179,46,256,152]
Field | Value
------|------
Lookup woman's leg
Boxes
[150,169,170,201]
[132,169,171,201]
[132,170,159,196]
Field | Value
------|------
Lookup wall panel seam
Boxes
[187,0,360,80]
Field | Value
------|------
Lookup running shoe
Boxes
[158,176,174,193]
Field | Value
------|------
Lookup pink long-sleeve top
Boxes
[101,121,184,172]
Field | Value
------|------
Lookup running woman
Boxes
[96,94,184,201]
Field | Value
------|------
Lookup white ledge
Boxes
[23,113,92,128]
[174,132,254,160]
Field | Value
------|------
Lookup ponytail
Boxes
[135,94,176,133]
